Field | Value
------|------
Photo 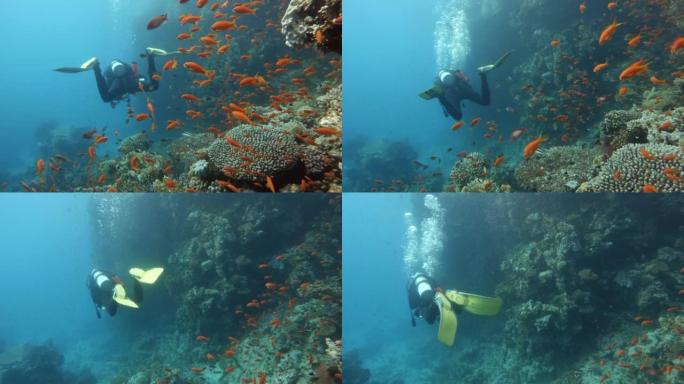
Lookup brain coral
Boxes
[207,125,327,182]
[585,143,683,192]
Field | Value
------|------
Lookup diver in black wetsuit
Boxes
[406,272,503,346]
[419,51,513,121]
[54,48,177,107]
[86,267,164,318]
[92,55,160,104]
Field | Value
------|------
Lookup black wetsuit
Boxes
[407,275,439,325]
[437,71,490,121]
[87,269,142,318]
[93,55,159,103]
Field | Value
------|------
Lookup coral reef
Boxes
[599,109,646,152]
[583,143,683,192]
[342,350,371,384]
[281,0,342,53]
[514,146,602,192]
[445,152,511,192]
[206,125,329,185]
[0,342,96,384]
[492,203,684,382]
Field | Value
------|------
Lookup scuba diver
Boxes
[407,272,502,346]
[87,267,164,318]
[54,48,178,107]
[419,51,513,121]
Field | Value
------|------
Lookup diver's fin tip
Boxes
[129,267,164,284]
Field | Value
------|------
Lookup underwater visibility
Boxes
[343,0,684,192]
[0,0,341,193]
[343,193,684,383]
[0,194,342,384]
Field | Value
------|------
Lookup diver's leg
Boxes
[107,303,118,317]
[93,63,113,102]
[133,279,143,304]
[479,73,491,105]
[146,55,159,92]
[462,76,490,106]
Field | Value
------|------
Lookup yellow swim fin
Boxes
[129,267,164,284]
[419,84,444,100]
[112,284,139,309]
[435,292,458,346]
[446,290,502,316]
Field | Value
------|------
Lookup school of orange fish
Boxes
[24,0,341,193]
[378,0,683,193]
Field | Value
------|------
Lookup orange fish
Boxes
[226,137,242,148]
[659,121,673,131]
[627,34,641,47]
[619,60,649,80]
[147,14,167,30]
[643,184,657,193]
[579,3,586,13]
[523,136,546,158]
[217,44,230,54]
[196,0,208,8]
[182,93,200,102]
[315,127,341,136]
[196,335,209,342]
[234,5,257,14]
[613,170,622,181]
[166,119,182,131]
[639,146,655,160]
[662,153,677,161]
[231,111,253,125]
[94,135,108,144]
[206,353,215,361]
[598,19,623,45]
[88,146,96,160]
[618,86,629,95]
[470,117,481,127]
[191,367,205,373]
[670,37,684,54]
[257,263,269,269]
[135,113,149,122]
[180,15,202,25]
[270,319,282,328]
[36,159,45,175]
[200,36,219,45]
[266,176,276,193]
[640,320,653,327]
[211,20,236,31]
[162,59,178,71]
[265,282,277,289]
[550,39,560,48]
[177,33,192,40]
[494,155,504,167]
[184,61,207,75]
[451,121,464,131]
[607,2,618,10]
[225,366,235,374]
[593,62,609,73]
[164,178,177,189]
[650,76,666,85]
[146,97,155,117]
[130,156,140,172]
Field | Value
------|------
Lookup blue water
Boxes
[0,0,169,177]
[0,195,95,345]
